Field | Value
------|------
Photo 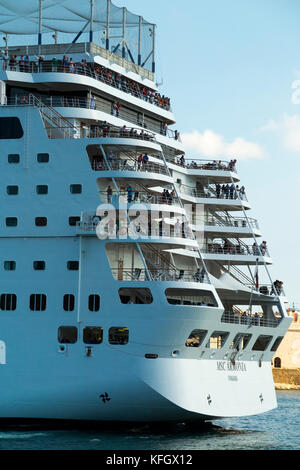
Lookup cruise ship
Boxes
[0,0,292,422]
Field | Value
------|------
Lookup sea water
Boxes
[0,391,298,451]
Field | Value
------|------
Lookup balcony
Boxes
[5,95,181,141]
[205,215,259,230]
[76,216,196,244]
[98,191,182,210]
[3,56,170,111]
[94,158,167,176]
[204,242,270,258]
[221,311,282,328]
[110,268,209,284]
[177,183,248,203]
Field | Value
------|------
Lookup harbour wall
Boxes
[273,369,300,390]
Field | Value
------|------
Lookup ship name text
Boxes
[217,361,247,372]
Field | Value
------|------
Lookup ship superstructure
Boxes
[0,0,291,422]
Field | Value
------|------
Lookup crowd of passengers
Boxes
[1,53,171,111]
[177,156,237,171]
[208,239,268,256]
[215,183,246,199]
[89,121,155,141]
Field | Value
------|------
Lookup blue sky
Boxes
[112,0,300,306]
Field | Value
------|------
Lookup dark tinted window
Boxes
[29,294,47,311]
[37,153,49,163]
[69,216,80,226]
[109,327,129,345]
[67,261,79,271]
[35,217,47,226]
[4,261,16,271]
[88,294,100,311]
[58,326,78,344]
[36,185,48,195]
[119,288,153,304]
[63,294,75,311]
[0,117,23,139]
[271,337,284,352]
[0,293,17,310]
[7,186,19,195]
[33,261,45,271]
[252,335,273,351]
[70,184,82,194]
[6,217,18,227]
[83,327,103,344]
[8,154,20,163]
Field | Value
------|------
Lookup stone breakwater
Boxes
[273,368,300,390]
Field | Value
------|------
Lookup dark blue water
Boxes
[0,391,298,450]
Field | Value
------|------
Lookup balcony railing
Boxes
[246,284,285,297]
[98,191,181,208]
[221,311,281,328]
[2,59,171,112]
[204,243,270,257]
[205,216,259,230]
[110,268,209,283]
[46,123,157,141]
[94,158,168,176]
[5,95,180,141]
[184,159,237,172]
[177,184,248,202]
[76,220,195,241]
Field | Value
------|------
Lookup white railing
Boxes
[110,268,209,283]
[177,184,248,202]
[204,242,270,257]
[2,59,170,111]
[221,311,281,328]
[205,215,259,230]
[94,159,168,175]
[98,191,181,207]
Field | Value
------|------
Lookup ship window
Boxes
[7,185,19,195]
[252,335,273,351]
[6,217,18,227]
[4,261,16,271]
[271,336,284,352]
[36,185,48,195]
[67,261,79,271]
[185,329,207,347]
[70,184,82,194]
[63,294,75,311]
[8,154,20,163]
[109,327,129,345]
[37,153,49,163]
[83,327,103,344]
[29,294,47,311]
[33,261,45,271]
[88,294,100,312]
[206,331,229,349]
[0,117,23,139]
[69,216,80,226]
[119,288,153,304]
[58,326,78,344]
[165,288,217,306]
[35,217,47,226]
[0,293,17,311]
[230,333,252,351]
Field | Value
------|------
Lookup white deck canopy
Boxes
[0,0,156,72]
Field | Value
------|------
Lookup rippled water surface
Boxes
[0,391,299,450]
